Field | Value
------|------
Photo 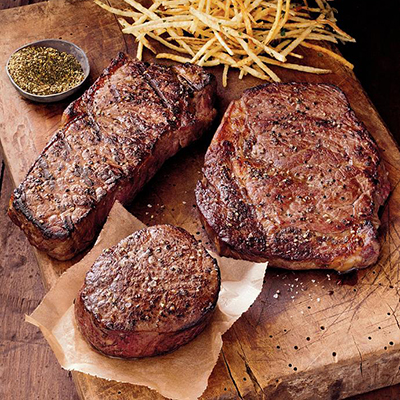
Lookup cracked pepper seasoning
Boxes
[7,46,84,96]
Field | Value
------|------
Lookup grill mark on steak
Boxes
[196,82,390,272]
[75,224,220,358]
[8,53,217,260]
[140,63,180,115]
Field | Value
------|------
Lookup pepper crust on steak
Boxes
[196,83,390,272]
[75,224,220,358]
[8,53,217,260]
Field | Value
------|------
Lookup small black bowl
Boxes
[6,39,90,103]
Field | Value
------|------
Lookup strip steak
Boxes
[8,53,217,260]
[75,224,220,358]
[196,83,390,272]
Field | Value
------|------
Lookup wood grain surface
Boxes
[1,1,400,399]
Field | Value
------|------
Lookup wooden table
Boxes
[1,1,400,399]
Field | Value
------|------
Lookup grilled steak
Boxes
[8,53,217,260]
[196,83,390,272]
[75,224,220,358]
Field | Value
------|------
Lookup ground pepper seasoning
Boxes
[7,46,85,96]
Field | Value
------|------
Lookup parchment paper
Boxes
[26,201,267,400]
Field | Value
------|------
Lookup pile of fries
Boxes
[95,0,355,86]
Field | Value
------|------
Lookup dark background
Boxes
[1,1,399,399]
[335,0,400,143]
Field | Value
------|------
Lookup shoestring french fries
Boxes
[94,0,354,86]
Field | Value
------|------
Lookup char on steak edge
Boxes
[196,82,390,272]
[75,224,220,358]
[8,53,217,260]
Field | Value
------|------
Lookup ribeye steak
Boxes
[196,83,390,272]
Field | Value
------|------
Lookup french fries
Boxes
[95,0,354,86]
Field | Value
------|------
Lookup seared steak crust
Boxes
[8,53,217,260]
[196,83,390,272]
[75,224,220,358]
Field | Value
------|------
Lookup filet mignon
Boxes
[196,83,390,272]
[75,224,220,358]
[8,53,217,260]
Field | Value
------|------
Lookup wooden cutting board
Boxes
[1,1,400,399]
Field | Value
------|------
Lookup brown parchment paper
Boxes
[26,201,267,400]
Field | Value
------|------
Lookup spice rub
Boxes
[7,46,84,96]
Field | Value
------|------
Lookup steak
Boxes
[8,53,217,260]
[75,224,220,358]
[196,83,390,272]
